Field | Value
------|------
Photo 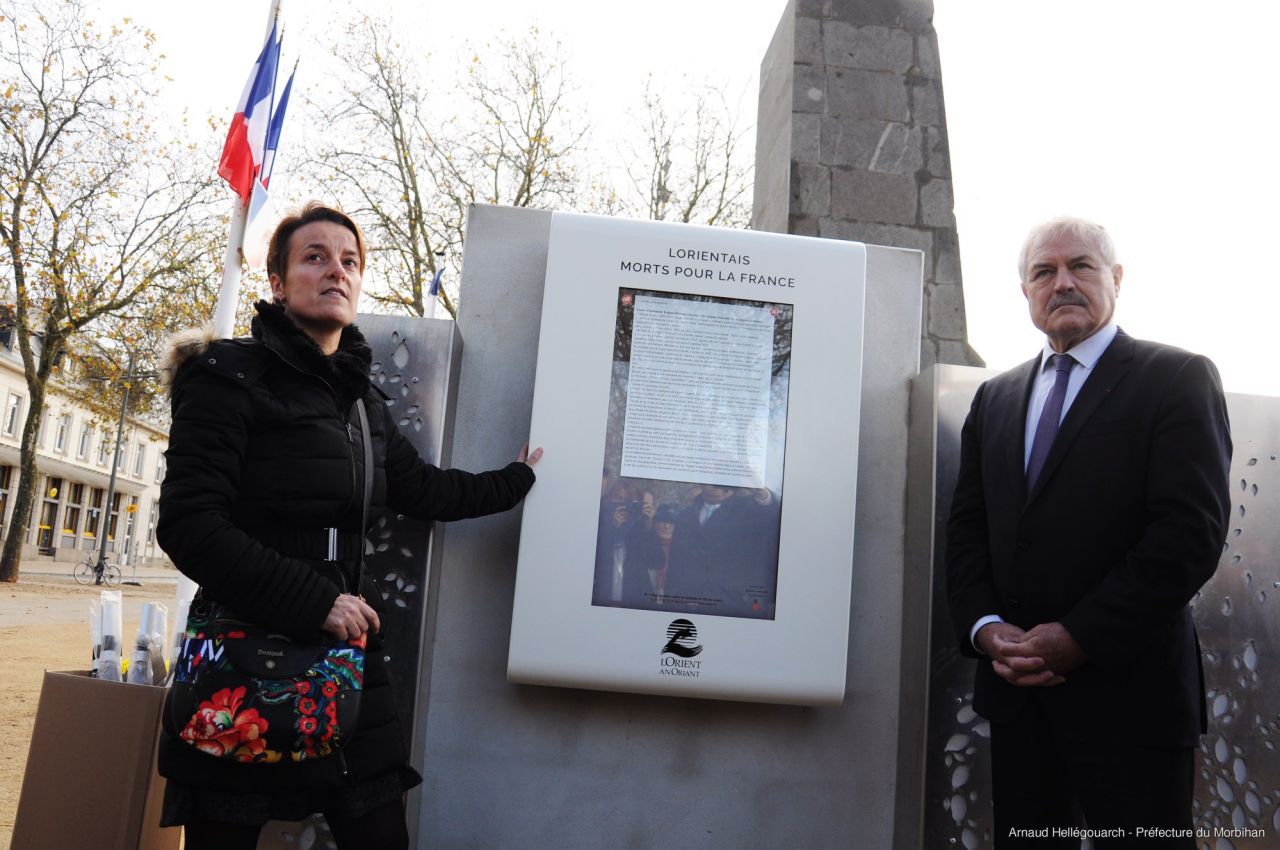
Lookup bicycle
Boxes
[73,555,121,587]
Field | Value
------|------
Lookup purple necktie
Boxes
[1026,354,1074,488]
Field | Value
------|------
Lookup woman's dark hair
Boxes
[266,202,366,287]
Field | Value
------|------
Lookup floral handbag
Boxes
[165,400,375,764]
[167,604,366,762]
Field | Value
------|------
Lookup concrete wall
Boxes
[413,204,924,848]
[752,0,982,369]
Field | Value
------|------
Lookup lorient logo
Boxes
[662,619,702,657]
[659,619,703,678]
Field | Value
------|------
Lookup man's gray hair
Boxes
[1018,217,1118,282]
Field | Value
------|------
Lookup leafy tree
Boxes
[0,0,222,581]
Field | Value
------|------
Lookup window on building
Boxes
[122,495,139,560]
[84,487,104,541]
[3,394,22,437]
[54,413,70,454]
[116,441,126,471]
[37,476,62,551]
[35,409,49,449]
[132,443,146,477]
[96,434,109,466]
[37,500,57,549]
[76,422,91,459]
[106,491,123,547]
[0,466,12,538]
[147,499,158,546]
[59,353,79,381]
[24,495,36,544]
[62,482,83,545]
[155,454,166,484]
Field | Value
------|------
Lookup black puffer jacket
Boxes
[156,301,534,792]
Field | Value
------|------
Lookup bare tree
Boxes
[304,20,751,319]
[303,16,442,316]
[0,0,222,581]
[309,17,590,318]
[626,76,753,228]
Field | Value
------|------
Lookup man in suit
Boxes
[666,484,779,618]
[946,218,1231,847]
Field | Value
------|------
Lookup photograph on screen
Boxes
[592,288,794,620]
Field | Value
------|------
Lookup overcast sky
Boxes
[934,0,1278,397]
[113,0,1277,396]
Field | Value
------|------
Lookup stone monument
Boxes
[753,0,983,368]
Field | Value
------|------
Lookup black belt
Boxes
[253,527,365,561]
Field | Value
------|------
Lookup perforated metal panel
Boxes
[258,315,461,850]
[1192,392,1280,843]
[913,365,1280,849]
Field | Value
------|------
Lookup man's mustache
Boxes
[1048,293,1088,312]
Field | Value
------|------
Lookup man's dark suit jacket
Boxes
[946,329,1232,747]
[666,495,779,618]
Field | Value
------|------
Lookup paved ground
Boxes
[0,561,184,628]
[18,560,181,581]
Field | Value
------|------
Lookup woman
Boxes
[156,202,540,849]
[593,478,650,604]
[621,502,679,608]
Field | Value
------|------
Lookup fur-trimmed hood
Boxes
[159,325,217,393]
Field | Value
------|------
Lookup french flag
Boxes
[242,62,295,268]
[259,63,294,189]
[218,14,282,204]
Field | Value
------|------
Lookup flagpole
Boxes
[213,200,249,338]
[210,0,283,339]
[264,0,283,43]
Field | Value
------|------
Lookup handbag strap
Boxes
[354,397,374,591]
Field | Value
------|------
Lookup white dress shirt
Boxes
[1021,323,1119,471]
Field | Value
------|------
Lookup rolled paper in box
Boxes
[170,575,196,667]
[138,601,166,638]
[169,598,190,680]
[89,600,101,677]
[127,647,152,685]
[175,573,198,606]
[99,590,123,682]
[140,601,169,684]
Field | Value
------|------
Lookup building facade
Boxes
[0,340,169,569]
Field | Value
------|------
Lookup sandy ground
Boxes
[0,570,181,850]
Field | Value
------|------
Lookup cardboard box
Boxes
[12,671,180,850]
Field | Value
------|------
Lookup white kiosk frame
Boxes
[508,212,866,705]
